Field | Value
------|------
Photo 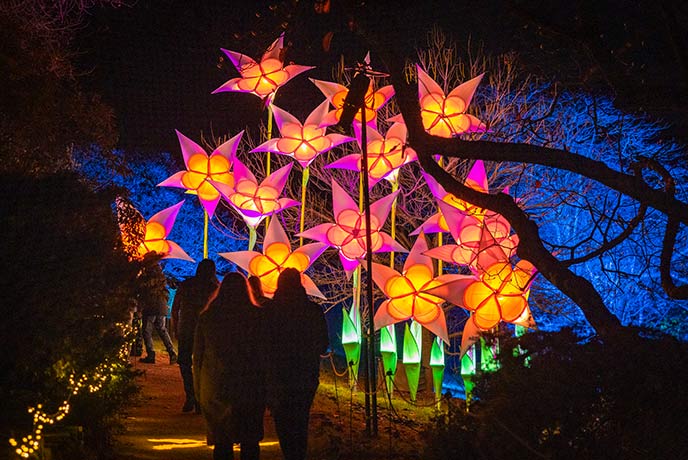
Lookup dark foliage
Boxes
[0,173,140,456]
[424,328,688,459]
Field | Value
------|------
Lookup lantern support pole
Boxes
[336,68,378,436]
[203,209,209,259]
[359,101,378,437]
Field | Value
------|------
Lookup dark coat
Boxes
[193,301,267,445]
[264,295,329,396]
[171,276,219,341]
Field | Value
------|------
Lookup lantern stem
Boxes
[299,166,310,246]
[264,105,275,231]
[389,180,399,268]
[248,226,257,251]
[203,209,209,259]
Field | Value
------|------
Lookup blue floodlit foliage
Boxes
[77,85,687,341]
[77,149,244,281]
[480,85,688,340]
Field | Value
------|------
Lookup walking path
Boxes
[113,351,282,460]
[113,348,435,459]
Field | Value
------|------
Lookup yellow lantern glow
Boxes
[463,262,532,330]
[373,233,473,343]
[252,101,354,169]
[159,130,242,218]
[298,179,405,276]
[416,65,485,138]
[310,78,395,128]
[134,201,194,262]
[326,122,417,187]
[214,34,314,105]
[220,218,327,298]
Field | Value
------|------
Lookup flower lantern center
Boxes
[463,262,529,330]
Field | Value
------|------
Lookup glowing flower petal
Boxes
[158,130,242,217]
[310,77,394,128]
[213,34,314,106]
[211,159,298,229]
[427,260,536,331]
[252,100,354,168]
[298,179,405,277]
[219,218,326,298]
[372,233,472,343]
[138,201,194,262]
[326,122,417,187]
[417,65,486,137]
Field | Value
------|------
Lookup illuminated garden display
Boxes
[139,34,541,400]
[6,2,688,457]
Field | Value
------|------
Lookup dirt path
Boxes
[113,351,282,460]
[113,348,436,460]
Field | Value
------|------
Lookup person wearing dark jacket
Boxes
[171,259,219,412]
[136,256,177,365]
[264,268,329,460]
[193,272,267,460]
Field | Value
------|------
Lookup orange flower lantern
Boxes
[373,233,473,343]
[310,77,394,128]
[463,260,535,330]
[137,201,194,262]
[251,100,354,169]
[326,122,417,187]
[220,218,326,298]
[210,157,298,229]
[158,130,242,218]
[416,65,486,137]
[298,179,405,277]
[213,34,314,105]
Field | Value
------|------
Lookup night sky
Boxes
[75,0,688,153]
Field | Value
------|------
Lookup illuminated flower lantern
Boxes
[213,34,314,106]
[427,246,537,335]
[412,160,489,236]
[416,64,486,137]
[210,157,298,229]
[341,303,362,388]
[424,200,519,270]
[372,233,473,343]
[310,76,394,128]
[326,122,417,187]
[251,100,354,169]
[298,179,405,277]
[219,217,326,298]
[137,201,194,262]
[158,130,242,218]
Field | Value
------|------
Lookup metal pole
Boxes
[359,104,378,436]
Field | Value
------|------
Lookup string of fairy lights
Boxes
[8,322,135,459]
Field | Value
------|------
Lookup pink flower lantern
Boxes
[372,233,473,343]
[158,130,243,218]
[220,218,326,298]
[298,179,405,277]
[310,77,394,128]
[210,158,298,229]
[416,65,486,137]
[213,34,314,106]
[137,201,194,262]
[326,122,417,187]
[251,100,354,169]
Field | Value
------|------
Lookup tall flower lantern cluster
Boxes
[148,35,539,404]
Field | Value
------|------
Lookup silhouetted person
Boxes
[248,275,269,306]
[136,254,177,364]
[171,259,219,412]
[193,272,267,460]
[264,268,329,460]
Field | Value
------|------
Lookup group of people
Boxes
[166,260,329,460]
